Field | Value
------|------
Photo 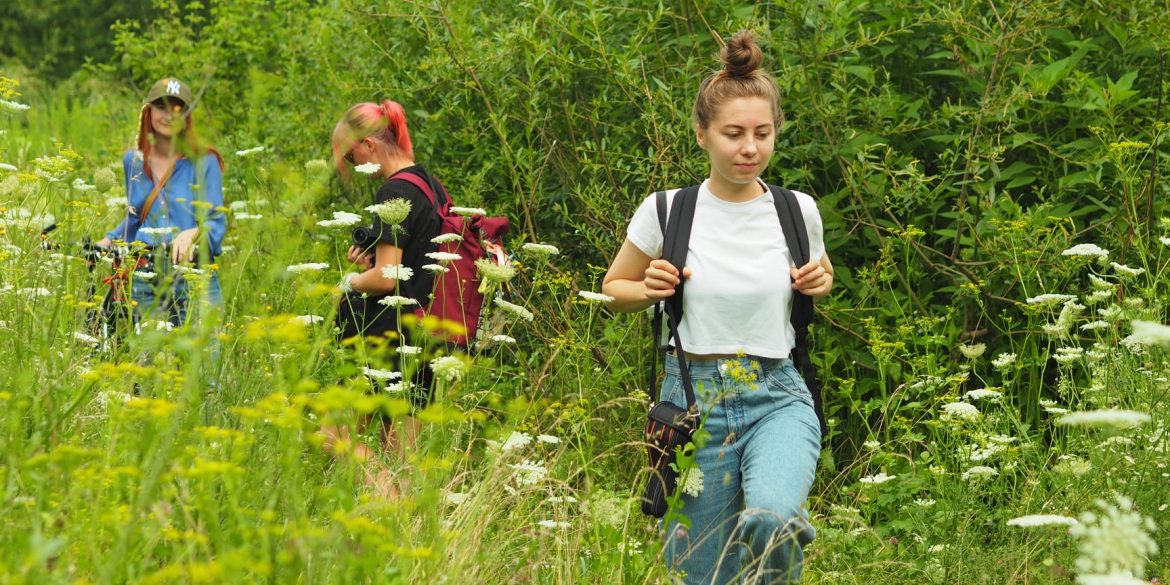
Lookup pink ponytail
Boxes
[380,100,412,155]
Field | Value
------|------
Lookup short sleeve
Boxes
[626,191,676,258]
[793,190,825,261]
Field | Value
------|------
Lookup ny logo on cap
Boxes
[166,80,181,95]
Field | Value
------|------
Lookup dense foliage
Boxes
[1,0,1169,583]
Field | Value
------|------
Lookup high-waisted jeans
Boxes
[661,353,821,585]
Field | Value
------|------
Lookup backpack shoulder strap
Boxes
[768,184,828,440]
[655,190,667,236]
[390,171,437,207]
[661,185,699,321]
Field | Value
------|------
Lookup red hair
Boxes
[331,100,414,173]
[136,104,225,182]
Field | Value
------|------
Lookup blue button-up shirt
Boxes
[106,150,226,256]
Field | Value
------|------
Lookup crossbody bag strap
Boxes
[769,185,829,439]
[125,162,176,242]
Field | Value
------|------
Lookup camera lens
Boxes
[351,225,376,248]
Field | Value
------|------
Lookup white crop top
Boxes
[626,179,825,359]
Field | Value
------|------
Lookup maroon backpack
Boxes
[391,172,510,346]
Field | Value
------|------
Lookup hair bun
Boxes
[721,30,764,78]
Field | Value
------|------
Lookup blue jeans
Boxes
[661,354,821,585]
[130,270,223,327]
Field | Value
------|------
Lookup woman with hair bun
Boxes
[603,31,833,583]
[323,99,445,496]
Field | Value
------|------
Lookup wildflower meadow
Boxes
[2,1,1170,583]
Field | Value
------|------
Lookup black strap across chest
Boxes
[648,184,829,440]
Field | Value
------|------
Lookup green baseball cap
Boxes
[144,78,192,107]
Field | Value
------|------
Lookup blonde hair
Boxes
[693,30,783,129]
[331,100,414,172]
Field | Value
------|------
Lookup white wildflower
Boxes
[139,226,177,237]
[992,352,1017,370]
[421,264,449,274]
[1061,243,1109,258]
[290,315,323,325]
[940,402,980,422]
[509,459,548,486]
[235,146,265,156]
[958,342,986,359]
[133,271,157,280]
[451,206,486,216]
[1081,320,1111,331]
[377,296,419,308]
[491,335,516,344]
[445,492,471,506]
[72,332,100,345]
[962,466,999,483]
[0,163,16,172]
[965,388,1003,402]
[18,288,50,297]
[1057,410,1151,429]
[494,298,534,322]
[317,211,362,228]
[1128,320,1170,347]
[426,252,462,264]
[536,434,561,444]
[502,431,533,452]
[915,499,937,507]
[0,99,30,112]
[105,196,126,209]
[522,243,560,257]
[361,367,401,381]
[234,212,262,220]
[1109,262,1146,278]
[863,439,880,450]
[431,233,463,244]
[229,201,248,212]
[1071,496,1158,579]
[475,258,515,283]
[1007,515,1079,527]
[1027,293,1079,306]
[859,472,896,484]
[680,467,705,497]
[396,346,422,355]
[1055,346,1085,365]
[72,178,95,191]
[430,355,467,382]
[1089,274,1114,290]
[1160,236,1170,246]
[287,262,329,273]
[381,264,413,282]
[537,520,571,529]
[578,290,615,303]
[366,198,412,225]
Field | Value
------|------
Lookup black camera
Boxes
[351,225,378,249]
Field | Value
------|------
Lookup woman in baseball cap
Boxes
[98,77,227,328]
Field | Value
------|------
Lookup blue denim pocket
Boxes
[763,360,815,409]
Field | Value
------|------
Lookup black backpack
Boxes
[647,184,829,440]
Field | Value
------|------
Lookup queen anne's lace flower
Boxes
[1072,496,1158,579]
[362,367,401,381]
[235,146,265,156]
[578,290,615,303]
[958,342,985,359]
[965,388,1003,402]
[317,211,362,228]
[509,459,547,487]
[475,258,515,283]
[536,434,561,444]
[680,467,705,496]
[1127,320,1170,347]
[366,198,412,225]
[961,466,999,483]
[992,352,1017,370]
[421,264,449,274]
[491,335,516,344]
[431,233,463,244]
[495,298,534,322]
[73,332,100,345]
[1057,410,1151,429]
[381,264,413,282]
[859,472,895,484]
[426,251,462,264]
[377,296,418,308]
[1055,347,1085,365]
[287,263,328,273]
[430,355,467,382]
[522,243,560,257]
[451,206,487,216]
[353,162,381,174]
[1027,293,1079,306]
[1109,262,1146,277]
[940,402,980,421]
[1061,243,1109,258]
[290,315,323,325]
[1007,515,1079,527]
[502,431,533,452]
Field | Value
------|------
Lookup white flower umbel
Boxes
[1075,575,1150,585]
[290,315,324,325]
[234,212,262,220]
[962,466,999,484]
[509,459,548,487]
[1055,346,1085,365]
[1081,320,1111,331]
[1057,410,1151,430]
[1109,262,1146,278]
[475,258,515,283]
[353,162,381,175]
[139,226,178,237]
[522,242,560,257]
[397,346,422,355]
[1062,243,1109,258]
[965,388,1003,402]
[680,467,705,497]
[502,431,533,452]
[381,264,413,282]
[133,271,157,280]
[421,264,449,274]
[578,290,615,303]
[72,178,96,191]
[361,367,401,381]
[451,206,487,216]
[992,352,1017,370]
[491,335,516,344]
[940,402,980,422]
[366,198,412,226]
[536,434,561,444]
[287,262,329,273]
[425,251,462,264]
[0,99,30,112]
[377,296,418,308]
[0,163,16,172]
[430,355,467,382]
[235,146,265,156]
[958,342,986,359]
[431,233,463,244]
[445,492,472,506]
[1072,496,1158,580]
[859,472,896,484]
[1027,293,1079,306]
[1041,399,1070,415]
[1007,515,1079,528]
[1128,320,1170,347]
[73,332,100,345]
[537,520,572,530]
[105,196,126,209]
[494,298,534,322]
[317,211,363,228]
[229,201,249,212]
